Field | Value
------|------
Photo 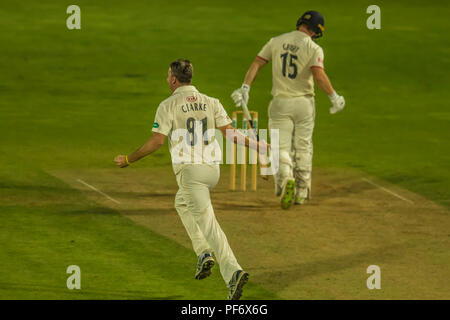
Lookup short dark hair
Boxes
[169,59,193,83]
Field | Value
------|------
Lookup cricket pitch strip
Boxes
[50,166,450,299]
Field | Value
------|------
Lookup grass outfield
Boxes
[0,0,449,299]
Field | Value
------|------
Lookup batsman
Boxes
[232,10,346,209]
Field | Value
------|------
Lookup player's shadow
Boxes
[119,208,176,216]
[254,242,409,293]
[217,203,263,211]
[314,180,374,199]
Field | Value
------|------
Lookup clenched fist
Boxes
[114,155,129,168]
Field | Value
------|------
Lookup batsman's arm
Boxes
[231,57,268,107]
[311,67,335,95]
[311,67,346,114]
[114,132,166,168]
[243,57,268,87]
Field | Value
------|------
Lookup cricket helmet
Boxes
[296,10,325,39]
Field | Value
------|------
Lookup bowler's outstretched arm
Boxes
[218,124,269,153]
[114,132,167,168]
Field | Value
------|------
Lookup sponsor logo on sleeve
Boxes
[153,122,160,128]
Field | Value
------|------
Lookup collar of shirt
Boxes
[172,85,198,96]
[295,30,310,38]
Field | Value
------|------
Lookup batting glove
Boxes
[329,92,345,114]
[231,84,250,107]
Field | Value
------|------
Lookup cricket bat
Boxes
[240,100,270,180]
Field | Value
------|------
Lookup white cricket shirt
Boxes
[152,85,232,174]
[257,30,324,98]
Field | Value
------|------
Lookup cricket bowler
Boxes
[232,10,346,209]
[114,59,268,300]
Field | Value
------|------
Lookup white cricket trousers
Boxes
[174,164,241,284]
[268,95,315,198]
